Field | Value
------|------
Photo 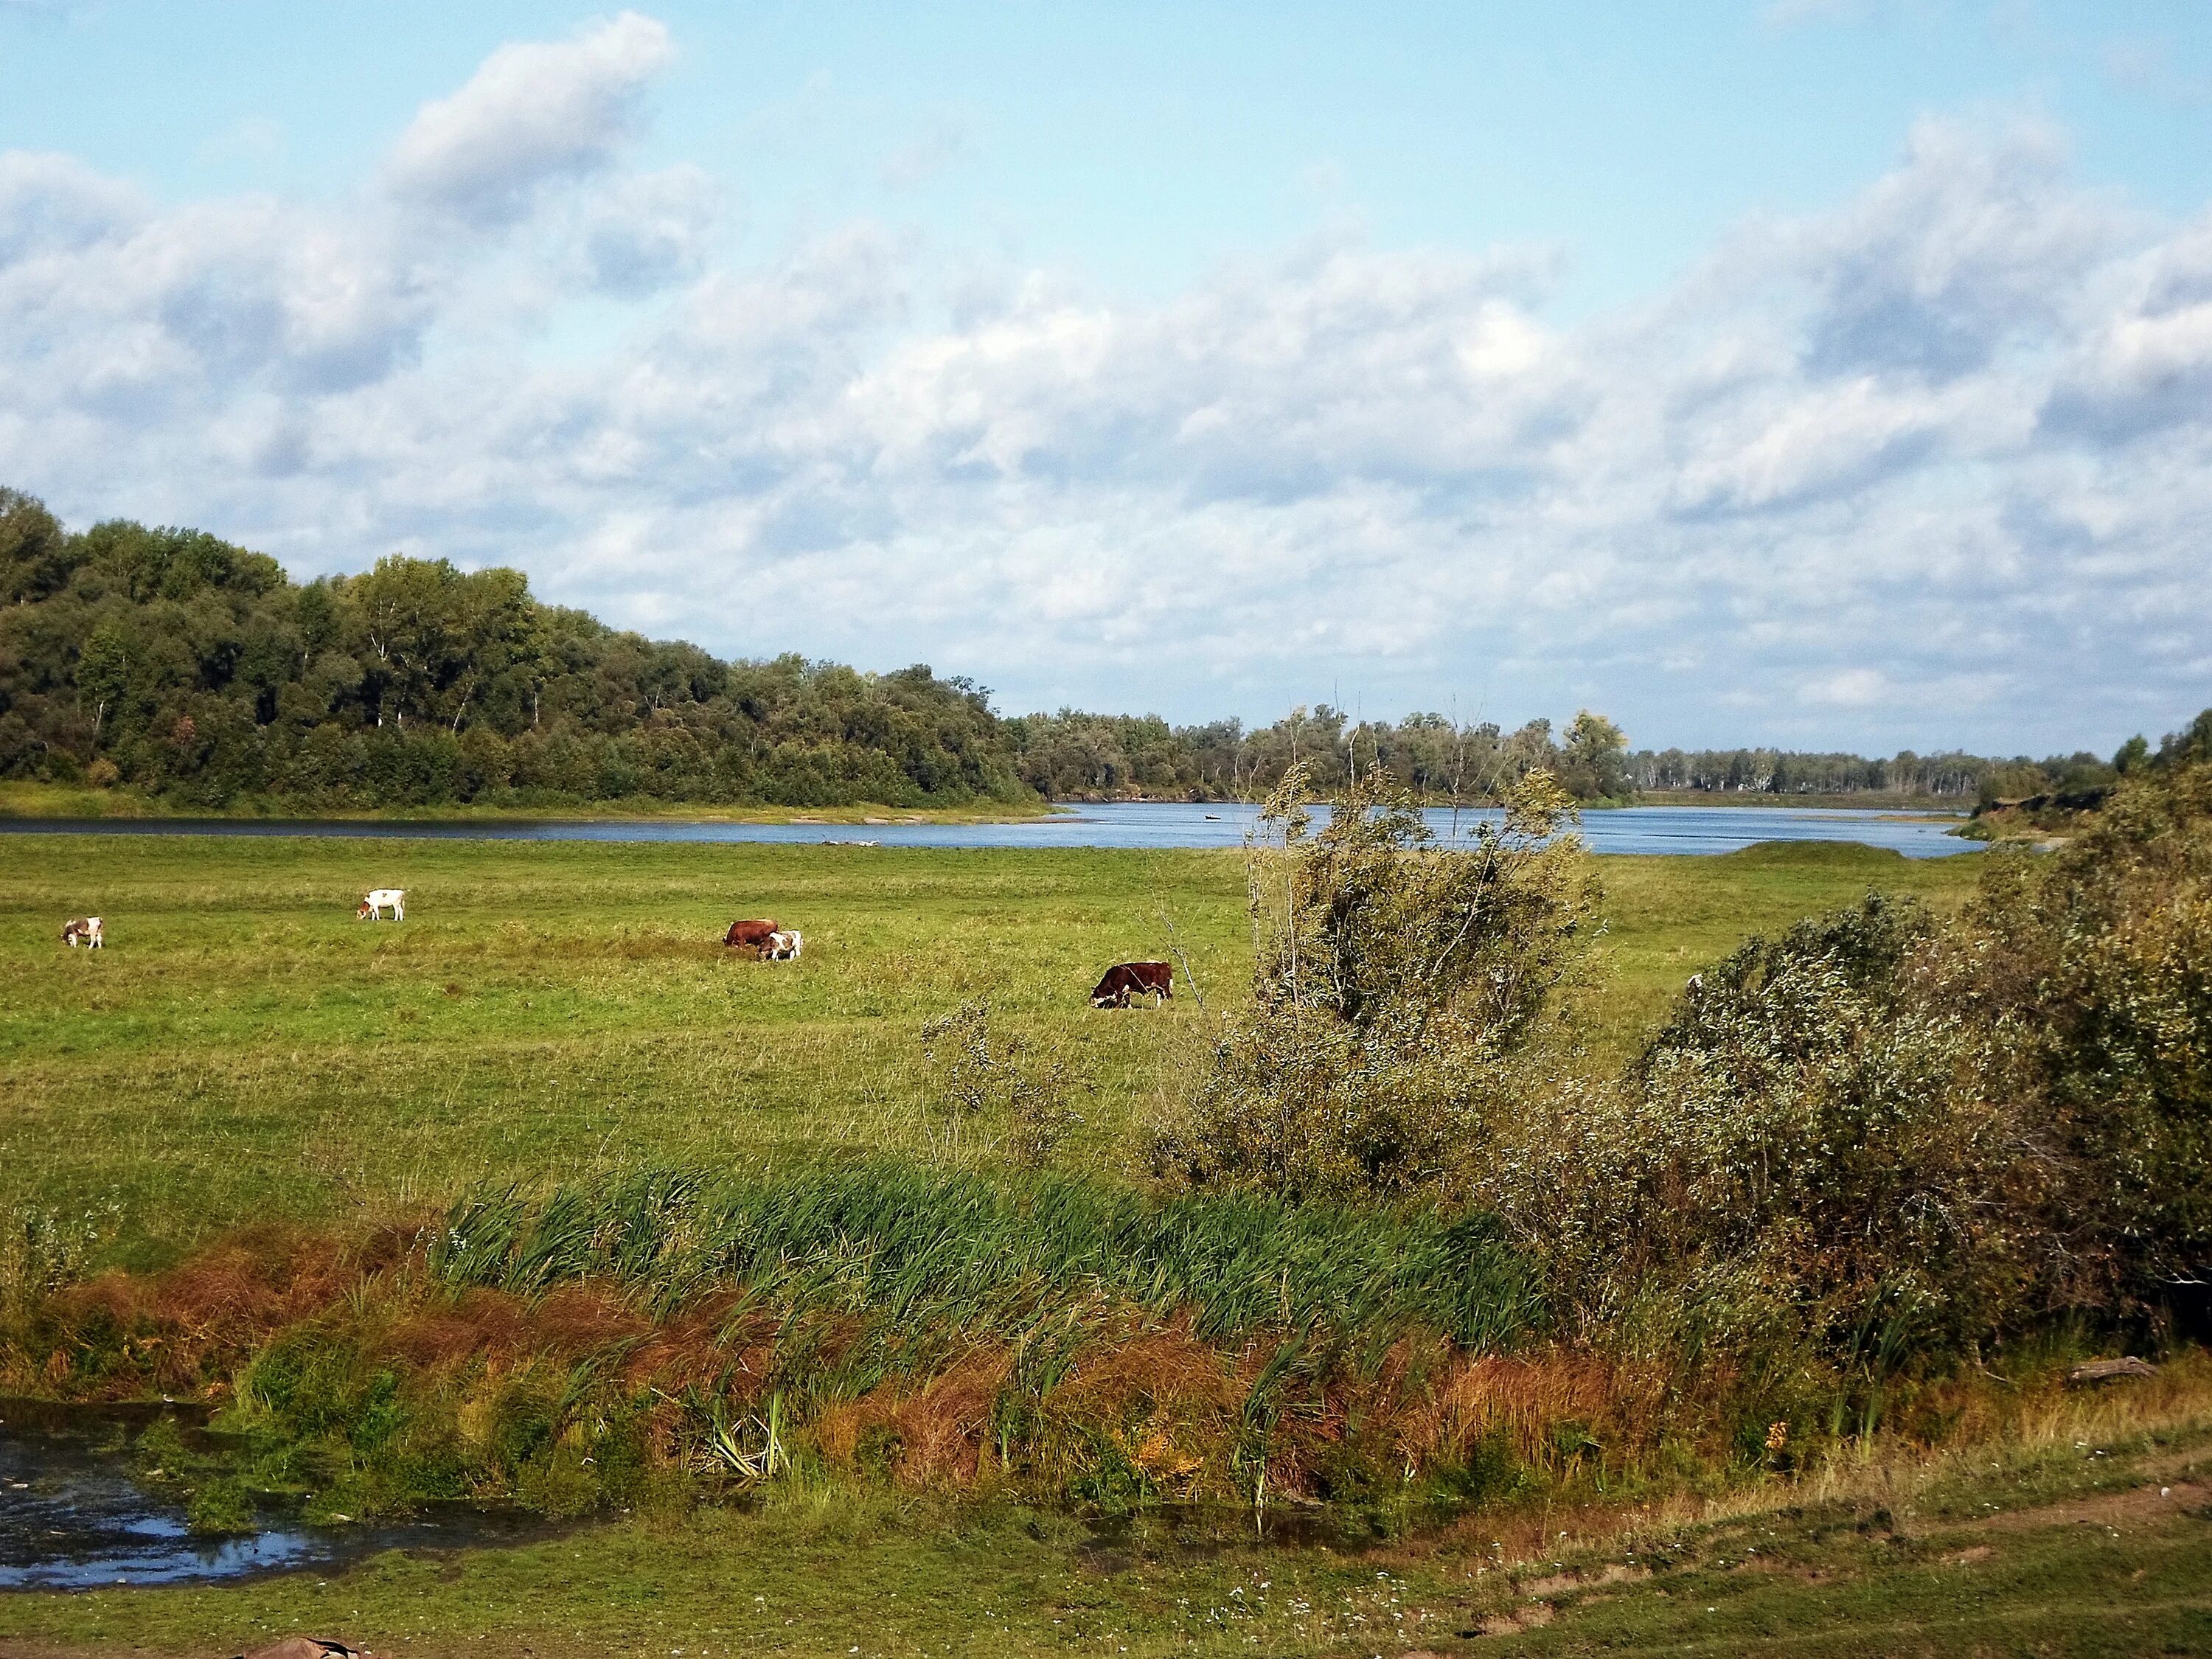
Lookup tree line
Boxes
[0,489,1022,811]
[1006,707,2149,807]
[0,487,2170,811]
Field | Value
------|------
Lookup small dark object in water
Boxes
[234,1641,366,1659]
[2067,1357,2158,1384]
[1203,813,1222,820]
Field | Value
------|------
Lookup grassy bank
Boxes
[0,835,1980,1261]
[1624,790,1971,813]
[0,1354,2202,1656]
[0,779,1057,824]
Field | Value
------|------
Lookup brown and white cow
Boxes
[761,929,804,961]
[61,916,103,949]
[357,888,406,921]
[1091,961,1172,1008]
[723,917,781,954]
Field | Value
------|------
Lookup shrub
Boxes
[1479,897,2065,1374]
[919,1000,1083,1168]
[1960,751,2212,1298]
[1152,764,1600,1200]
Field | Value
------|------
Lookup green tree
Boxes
[1559,709,1632,801]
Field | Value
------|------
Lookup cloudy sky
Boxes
[2,2,2208,753]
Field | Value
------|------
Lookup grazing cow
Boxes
[723,917,780,953]
[762,929,804,961]
[357,888,406,921]
[61,916,103,949]
[1091,961,1172,1008]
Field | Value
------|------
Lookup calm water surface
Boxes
[0,801,1975,857]
[0,1399,559,1590]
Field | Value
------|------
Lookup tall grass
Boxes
[433,1163,1544,1354]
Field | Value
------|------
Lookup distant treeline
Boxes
[1006,706,1637,802]
[1626,745,2127,804]
[0,490,1021,810]
[0,486,2179,812]
[1006,708,2157,807]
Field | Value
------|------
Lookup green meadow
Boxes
[2,832,1980,1261]
[9,830,2212,1659]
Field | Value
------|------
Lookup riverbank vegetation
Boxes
[4,486,2160,818]
[2,1374,2205,1658]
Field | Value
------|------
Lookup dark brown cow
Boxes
[723,917,781,953]
[1091,961,1172,1008]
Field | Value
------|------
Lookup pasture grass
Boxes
[17,830,2206,1659]
[1,833,1980,1266]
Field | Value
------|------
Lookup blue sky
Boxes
[2,2,2209,752]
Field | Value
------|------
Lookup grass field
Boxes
[1,832,1980,1266]
[11,830,2212,1658]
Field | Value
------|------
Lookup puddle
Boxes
[1,1399,563,1590]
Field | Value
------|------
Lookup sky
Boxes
[1,2,2209,754]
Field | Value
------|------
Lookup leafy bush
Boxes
[1152,765,1600,1200]
[1479,897,2063,1373]
[1480,737,2212,1383]
[1958,744,2212,1298]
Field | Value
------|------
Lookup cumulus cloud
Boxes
[0,19,2206,752]
[382,10,672,224]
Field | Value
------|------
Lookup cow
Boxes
[1091,961,1172,1008]
[723,917,781,953]
[357,888,406,921]
[61,917,103,949]
[762,929,804,961]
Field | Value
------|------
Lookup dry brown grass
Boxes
[12,1223,2211,1554]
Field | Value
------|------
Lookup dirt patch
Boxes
[1965,1478,2208,1535]
[1471,1601,1556,1635]
[1520,1562,1649,1599]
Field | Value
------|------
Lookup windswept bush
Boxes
[1479,897,2065,1374]
[1958,740,2212,1297]
[1484,735,2212,1388]
[1151,765,1601,1200]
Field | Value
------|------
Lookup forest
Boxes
[0,489,1023,811]
[0,487,2149,811]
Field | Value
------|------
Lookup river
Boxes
[0,801,1975,857]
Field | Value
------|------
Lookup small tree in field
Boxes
[1152,763,1601,1200]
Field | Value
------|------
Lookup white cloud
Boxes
[0,21,2206,753]
[382,10,672,224]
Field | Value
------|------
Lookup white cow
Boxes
[61,916,103,949]
[358,888,406,921]
[762,929,804,961]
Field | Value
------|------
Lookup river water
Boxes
[0,801,1975,857]
[0,1400,558,1590]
